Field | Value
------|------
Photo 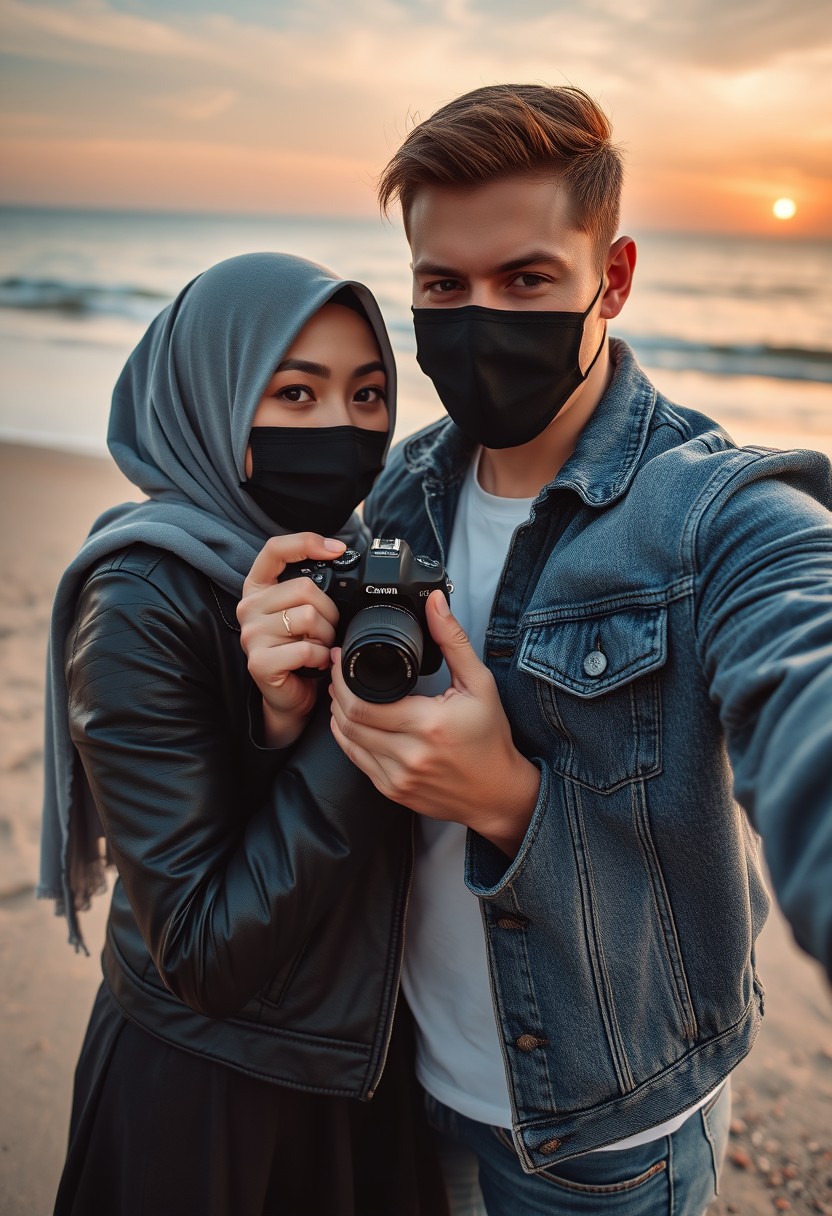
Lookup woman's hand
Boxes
[237,533,346,747]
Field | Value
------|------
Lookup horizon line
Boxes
[1,202,830,244]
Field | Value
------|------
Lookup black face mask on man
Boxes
[412,278,605,449]
[243,426,387,535]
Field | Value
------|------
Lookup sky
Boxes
[1,0,831,236]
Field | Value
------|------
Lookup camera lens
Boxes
[341,605,423,703]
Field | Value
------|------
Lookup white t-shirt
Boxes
[402,451,722,1150]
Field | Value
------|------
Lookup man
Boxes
[329,84,832,1214]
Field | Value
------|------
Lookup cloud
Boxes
[1,0,829,231]
[148,88,238,122]
[645,0,832,70]
[534,0,832,72]
[4,0,831,83]
[0,0,205,61]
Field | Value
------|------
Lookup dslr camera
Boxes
[279,537,453,703]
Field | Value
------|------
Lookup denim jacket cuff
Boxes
[464,760,548,897]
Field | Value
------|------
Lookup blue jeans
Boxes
[425,1082,731,1216]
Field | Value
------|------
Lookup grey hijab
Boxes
[38,252,397,949]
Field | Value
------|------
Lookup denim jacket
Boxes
[363,339,832,1170]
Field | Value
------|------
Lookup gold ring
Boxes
[282,608,294,637]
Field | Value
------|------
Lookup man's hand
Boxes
[329,590,540,857]
[237,533,346,747]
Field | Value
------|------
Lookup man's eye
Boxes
[277,385,314,403]
[426,279,463,294]
[513,273,548,288]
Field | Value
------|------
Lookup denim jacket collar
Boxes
[402,339,656,508]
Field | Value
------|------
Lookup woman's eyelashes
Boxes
[276,384,314,404]
[353,386,387,406]
[272,382,386,411]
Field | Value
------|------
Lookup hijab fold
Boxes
[38,253,397,949]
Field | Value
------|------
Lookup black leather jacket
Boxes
[67,544,412,1098]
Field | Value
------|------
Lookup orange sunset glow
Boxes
[1,0,830,236]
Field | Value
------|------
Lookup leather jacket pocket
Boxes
[518,603,666,793]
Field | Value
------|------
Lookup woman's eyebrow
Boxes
[277,358,330,377]
[354,361,386,377]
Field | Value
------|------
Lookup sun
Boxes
[773,197,797,221]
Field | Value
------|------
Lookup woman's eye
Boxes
[277,385,314,403]
[353,386,387,405]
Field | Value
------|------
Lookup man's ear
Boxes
[600,236,637,319]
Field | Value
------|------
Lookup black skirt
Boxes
[55,982,448,1216]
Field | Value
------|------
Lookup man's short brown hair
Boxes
[378,84,623,258]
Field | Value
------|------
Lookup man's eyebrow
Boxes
[411,252,570,276]
[353,361,386,378]
[411,260,462,277]
[276,358,330,378]
[495,251,570,274]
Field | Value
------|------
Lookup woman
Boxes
[39,253,446,1215]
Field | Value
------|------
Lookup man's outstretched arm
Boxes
[694,448,832,980]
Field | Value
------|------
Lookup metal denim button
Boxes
[538,1138,562,1155]
[516,1033,547,1051]
[583,649,607,677]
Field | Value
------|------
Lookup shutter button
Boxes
[583,650,607,677]
[332,549,361,571]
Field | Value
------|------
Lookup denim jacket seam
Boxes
[630,782,699,1043]
[571,782,636,1091]
[680,447,771,581]
[520,580,691,626]
[513,987,760,1139]
[683,449,784,662]
[465,759,550,898]
[651,401,695,443]
[487,884,558,1112]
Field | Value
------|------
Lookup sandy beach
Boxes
[0,438,830,1216]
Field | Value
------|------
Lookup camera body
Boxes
[279,537,453,702]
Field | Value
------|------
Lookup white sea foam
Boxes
[0,208,830,455]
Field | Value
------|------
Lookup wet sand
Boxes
[0,440,830,1215]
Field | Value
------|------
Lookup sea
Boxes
[1,206,830,457]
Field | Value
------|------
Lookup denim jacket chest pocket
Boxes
[517,603,667,793]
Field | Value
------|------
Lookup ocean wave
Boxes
[623,334,832,385]
[647,282,817,301]
[0,276,169,318]
[2,275,831,387]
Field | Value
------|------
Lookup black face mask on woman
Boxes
[244,426,387,535]
[412,278,605,449]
